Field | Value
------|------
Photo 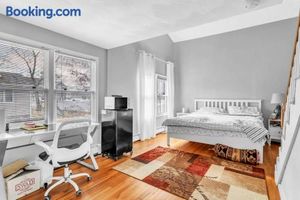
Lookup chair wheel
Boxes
[87,176,92,181]
[44,195,51,200]
[43,183,48,189]
[76,189,82,196]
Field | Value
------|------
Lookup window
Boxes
[0,38,98,128]
[0,90,13,103]
[156,75,167,116]
[55,53,91,91]
[0,41,46,124]
[55,52,95,122]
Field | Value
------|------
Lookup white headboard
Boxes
[194,99,262,112]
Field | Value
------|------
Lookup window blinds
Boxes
[54,52,94,121]
[0,41,46,123]
[0,90,45,123]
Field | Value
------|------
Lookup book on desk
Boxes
[20,124,48,132]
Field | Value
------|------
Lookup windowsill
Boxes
[3,123,56,135]
[0,123,99,140]
[0,122,100,149]
[6,121,99,134]
[8,119,46,130]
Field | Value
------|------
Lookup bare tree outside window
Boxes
[55,53,92,121]
[13,48,43,111]
[55,55,91,91]
[0,42,45,122]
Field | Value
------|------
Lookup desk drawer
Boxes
[269,127,282,135]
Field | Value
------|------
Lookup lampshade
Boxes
[271,93,284,104]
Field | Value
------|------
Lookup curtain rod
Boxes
[137,50,171,64]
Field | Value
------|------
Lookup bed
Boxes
[163,99,270,163]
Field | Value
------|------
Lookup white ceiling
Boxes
[0,0,297,49]
[169,0,300,42]
[169,1,300,42]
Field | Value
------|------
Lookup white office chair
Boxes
[35,119,96,200]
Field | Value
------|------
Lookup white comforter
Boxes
[163,112,264,131]
[163,112,269,143]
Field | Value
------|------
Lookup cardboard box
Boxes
[6,170,40,200]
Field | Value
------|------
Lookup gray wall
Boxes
[174,18,298,120]
[0,15,107,164]
[107,35,174,138]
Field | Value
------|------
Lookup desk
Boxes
[0,123,100,170]
[0,140,7,200]
[0,125,57,150]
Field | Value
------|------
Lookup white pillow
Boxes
[227,106,260,116]
[227,106,241,114]
[196,107,226,114]
[243,106,260,115]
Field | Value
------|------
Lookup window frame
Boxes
[53,51,97,122]
[0,36,99,128]
[4,90,14,103]
[0,39,49,124]
[155,74,168,117]
[0,90,14,103]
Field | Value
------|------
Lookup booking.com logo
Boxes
[6,6,81,19]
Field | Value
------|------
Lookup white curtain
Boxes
[137,51,156,140]
[167,62,175,118]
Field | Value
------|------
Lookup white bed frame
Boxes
[167,98,265,163]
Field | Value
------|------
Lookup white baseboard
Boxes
[278,184,287,200]
[155,127,166,134]
[133,135,140,142]
[91,143,101,154]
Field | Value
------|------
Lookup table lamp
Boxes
[270,93,284,119]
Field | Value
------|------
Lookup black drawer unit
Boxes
[101,109,133,160]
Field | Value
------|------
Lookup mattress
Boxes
[167,126,266,144]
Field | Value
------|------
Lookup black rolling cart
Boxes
[101,109,133,160]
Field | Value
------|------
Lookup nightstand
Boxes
[176,112,189,117]
[268,118,282,142]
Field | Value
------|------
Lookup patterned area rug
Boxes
[113,146,269,200]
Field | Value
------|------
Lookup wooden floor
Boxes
[21,133,280,200]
